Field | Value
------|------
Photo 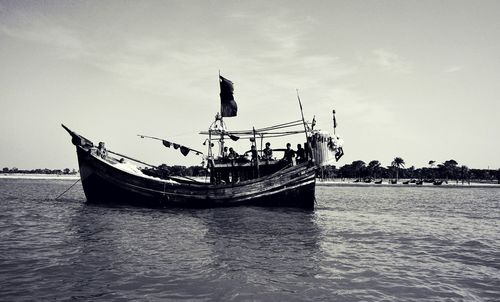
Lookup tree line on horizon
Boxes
[2,158,499,183]
[2,167,77,175]
[319,158,500,183]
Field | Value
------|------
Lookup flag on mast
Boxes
[219,75,238,117]
[332,110,337,129]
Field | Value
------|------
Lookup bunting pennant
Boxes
[227,133,240,141]
[159,138,203,157]
[180,146,190,156]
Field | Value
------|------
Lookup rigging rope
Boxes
[55,178,81,200]
[201,119,309,136]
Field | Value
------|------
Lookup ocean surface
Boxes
[0,178,499,301]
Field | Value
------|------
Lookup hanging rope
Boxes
[55,178,81,200]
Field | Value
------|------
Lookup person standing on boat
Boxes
[304,142,313,161]
[296,144,305,164]
[262,142,273,160]
[249,145,258,160]
[282,143,295,165]
[222,146,229,159]
[246,145,259,168]
[96,142,108,159]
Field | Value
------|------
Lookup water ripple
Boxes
[0,179,499,301]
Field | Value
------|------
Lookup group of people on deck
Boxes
[282,143,308,165]
[221,142,310,165]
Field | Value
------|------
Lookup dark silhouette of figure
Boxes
[250,145,258,161]
[282,143,295,164]
[245,145,258,162]
[304,142,313,161]
[296,144,305,164]
[228,147,238,160]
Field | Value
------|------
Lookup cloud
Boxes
[0,10,86,59]
[0,4,361,122]
[365,49,414,74]
[444,65,464,73]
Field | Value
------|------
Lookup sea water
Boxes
[0,178,499,301]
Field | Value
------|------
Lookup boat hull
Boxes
[75,146,316,209]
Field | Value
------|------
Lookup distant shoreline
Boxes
[2,174,499,188]
[0,173,79,180]
[317,179,500,188]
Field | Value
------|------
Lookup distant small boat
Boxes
[410,179,416,183]
[402,180,409,185]
[390,179,397,184]
[433,180,443,185]
[416,180,423,185]
[374,179,382,184]
[363,178,372,183]
[353,179,360,183]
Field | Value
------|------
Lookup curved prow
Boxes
[61,124,94,148]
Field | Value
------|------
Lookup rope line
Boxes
[55,178,81,200]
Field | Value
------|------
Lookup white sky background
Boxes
[0,0,499,170]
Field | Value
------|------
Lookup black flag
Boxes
[332,110,337,129]
[219,75,238,117]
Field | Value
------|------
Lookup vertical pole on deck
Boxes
[253,127,259,178]
[332,109,337,136]
[260,134,264,158]
[218,70,224,158]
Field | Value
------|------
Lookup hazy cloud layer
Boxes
[1,0,499,169]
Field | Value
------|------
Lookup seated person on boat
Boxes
[228,147,238,160]
[262,142,273,160]
[96,142,108,159]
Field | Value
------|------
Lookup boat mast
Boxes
[296,90,310,143]
[218,70,225,158]
[219,115,224,158]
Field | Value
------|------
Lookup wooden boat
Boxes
[62,124,317,208]
[416,180,423,185]
[390,179,397,184]
[62,75,344,209]
[433,180,443,185]
[402,180,410,185]
[374,179,383,184]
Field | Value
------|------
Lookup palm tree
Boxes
[428,160,436,180]
[368,160,381,178]
[391,157,405,182]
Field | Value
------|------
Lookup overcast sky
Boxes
[1,0,499,170]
